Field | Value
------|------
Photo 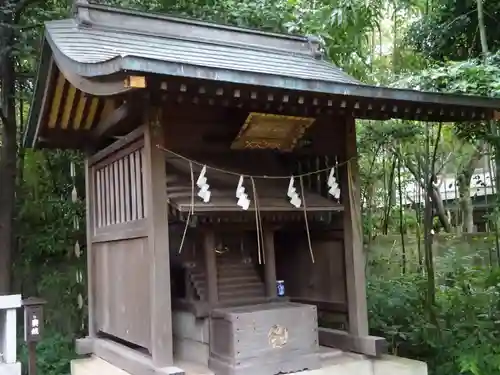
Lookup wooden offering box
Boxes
[209,302,321,375]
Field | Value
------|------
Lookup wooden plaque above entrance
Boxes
[231,112,315,152]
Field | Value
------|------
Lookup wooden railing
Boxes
[0,294,21,372]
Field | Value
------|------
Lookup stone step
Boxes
[319,346,344,360]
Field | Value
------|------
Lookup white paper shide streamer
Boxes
[287,177,302,208]
[327,167,341,200]
[236,176,251,210]
[196,165,211,203]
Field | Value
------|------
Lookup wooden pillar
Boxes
[263,229,277,298]
[84,159,96,337]
[341,117,369,337]
[143,123,173,367]
[204,230,218,304]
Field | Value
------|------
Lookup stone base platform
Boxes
[71,347,427,375]
[0,362,22,375]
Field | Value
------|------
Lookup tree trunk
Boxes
[0,12,18,295]
[363,145,382,248]
[476,0,489,57]
[430,186,450,232]
[397,154,406,274]
[424,121,436,305]
[11,96,26,293]
[458,182,474,232]
[382,155,397,234]
[424,182,435,304]
[365,182,375,250]
[402,156,451,232]
[415,177,423,270]
[457,146,483,233]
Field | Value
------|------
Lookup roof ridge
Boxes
[73,0,318,43]
[70,19,321,60]
[72,1,324,59]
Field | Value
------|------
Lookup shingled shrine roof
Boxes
[44,15,359,86]
[25,0,500,148]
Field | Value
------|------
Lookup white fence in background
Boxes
[402,168,496,206]
[0,294,22,375]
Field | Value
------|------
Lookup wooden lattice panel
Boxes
[94,147,145,228]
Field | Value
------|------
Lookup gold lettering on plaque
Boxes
[231,113,315,152]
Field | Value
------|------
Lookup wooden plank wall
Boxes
[87,128,152,351]
[275,233,346,305]
[93,239,150,348]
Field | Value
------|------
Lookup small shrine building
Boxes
[25,1,500,375]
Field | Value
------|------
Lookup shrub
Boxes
[368,253,500,375]
[18,332,76,375]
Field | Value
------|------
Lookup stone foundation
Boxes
[71,348,428,375]
[172,311,210,366]
[75,311,427,375]
[0,362,21,375]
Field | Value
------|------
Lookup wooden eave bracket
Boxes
[92,103,130,139]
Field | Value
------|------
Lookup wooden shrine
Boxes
[25,1,500,375]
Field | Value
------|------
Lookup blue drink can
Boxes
[276,280,285,297]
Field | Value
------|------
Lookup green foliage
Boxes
[18,332,76,375]
[405,0,500,61]
[15,149,86,336]
[394,49,500,144]
[396,53,500,97]
[369,250,500,375]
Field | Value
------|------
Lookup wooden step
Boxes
[198,282,265,295]
[191,269,259,281]
[219,288,265,300]
[187,254,266,304]
[190,273,207,282]
[217,275,262,285]
[216,257,251,264]
[218,281,264,291]
[216,296,270,306]
[217,268,258,277]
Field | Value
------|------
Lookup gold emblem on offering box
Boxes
[268,324,289,348]
[231,113,315,152]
